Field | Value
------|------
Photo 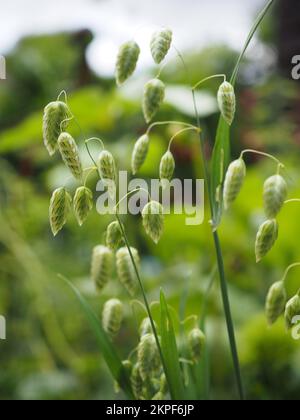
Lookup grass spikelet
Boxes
[116,41,140,86]
[160,150,175,188]
[139,317,157,337]
[131,134,150,175]
[142,201,164,244]
[131,363,144,400]
[150,28,173,64]
[43,101,70,156]
[137,333,161,381]
[217,81,236,126]
[263,174,287,219]
[142,78,165,123]
[73,186,93,226]
[285,293,300,330]
[223,158,246,210]
[91,245,114,292]
[255,219,279,263]
[58,132,83,180]
[265,281,287,326]
[116,247,140,296]
[102,298,124,337]
[49,187,72,236]
[106,221,124,250]
[188,328,206,363]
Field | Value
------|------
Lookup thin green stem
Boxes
[241,149,284,168]
[285,199,300,205]
[147,120,198,134]
[282,263,300,286]
[57,90,68,103]
[114,187,151,212]
[168,126,200,151]
[192,74,226,91]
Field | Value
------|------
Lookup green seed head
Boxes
[131,363,144,400]
[116,41,140,86]
[106,221,124,250]
[285,294,300,330]
[223,158,246,210]
[98,150,116,182]
[188,328,206,363]
[255,219,279,263]
[131,134,150,175]
[91,245,114,293]
[58,132,83,180]
[116,247,140,296]
[143,78,165,123]
[137,333,161,381]
[150,28,173,64]
[217,81,236,126]
[142,201,164,244]
[73,186,93,226]
[49,187,72,236]
[139,317,157,337]
[43,101,70,156]
[102,298,124,337]
[160,150,175,188]
[263,175,287,219]
[265,281,287,326]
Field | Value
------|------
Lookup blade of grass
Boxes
[59,274,134,399]
[160,290,185,400]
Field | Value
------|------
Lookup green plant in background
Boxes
[40,0,300,401]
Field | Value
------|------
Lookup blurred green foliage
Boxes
[0,25,300,401]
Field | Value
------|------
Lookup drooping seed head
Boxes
[49,187,72,236]
[143,78,165,123]
[142,201,164,244]
[116,247,140,296]
[150,28,173,64]
[106,221,124,250]
[284,293,300,330]
[131,134,150,175]
[131,363,144,400]
[58,132,83,180]
[73,186,93,226]
[160,150,175,188]
[98,150,116,198]
[91,245,114,292]
[188,328,206,363]
[43,101,70,156]
[265,281,287,326]
[139,317,157,337]
[217,81,236,126]
[137,333,161,381]
[116,41,140,86]
[263,175,287,219]
[102,298,124,337]
[255,219,279,263]
[223,158,246,210]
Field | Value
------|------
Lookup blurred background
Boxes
[0,0,300,400]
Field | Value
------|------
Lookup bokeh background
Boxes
[1,0,300,400]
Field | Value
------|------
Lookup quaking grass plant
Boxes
[42,0,297,400]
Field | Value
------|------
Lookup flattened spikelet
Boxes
[137,333,161,381]
[106,221,123,250]
[263,175,287,219]
[116,247,140,296]
[102,298,124,337]
[188,328,206,363]
[265,281,287,326]
[223,158,246,210]
[217,81,236,126]
[285,294,300,330]
[131,134,150,175]
[255,219,278,263]
[98,150,116,198]
[116,41,140,86]
[58,132,83,180]
[49,187,72,236]
[43,101,70,156]
[73,186,93,226]
[160,150,175,188]
[150,28,173,64]
[91,245,114,292]
[142,201,164,244]
[143,78,165,123]
[131,363,144,400]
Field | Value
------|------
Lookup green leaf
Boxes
[210,0,275,227]
[160,290,185,400]
[59,275,134,399]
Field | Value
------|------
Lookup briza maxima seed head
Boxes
[160,150,175,188]
[49,187,72,236]
[43,101,70,156]
[255,219,279,263]
[106,221,123,250]
[73,186,93,226]
[137,333,161,381]
[91,245,114,293]
[142,201,164,244]
[265,281,287,326]
[285,294,300,330]
[139,317,157,338]
[102,298,124,337]
[188,328,206,363]
[116,41,140,86]
[131,363,144,400]
[217,81,236,126]
[143,78,165,123]
[131,134,150,175]
[150,28,173,64]
[58,132,83,180]
[98,150,116,182]
[223,158,246,210]
[116,247,140,296]
[263,174,287,219]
